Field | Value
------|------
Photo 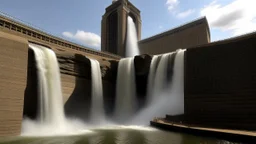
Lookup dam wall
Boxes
[0,32,28,136]
[184,32,256,130]
[0,20,119,136]
[139,17,210,55]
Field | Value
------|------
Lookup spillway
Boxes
[131,50,185,124]
[29,43,65,125]
[115,57,137,123]
[168,49,185,115]
[22,43,90,136]
[126,16,139,57]
[146,50,185,114]
[89,58,105,124]
[23,43,185,134]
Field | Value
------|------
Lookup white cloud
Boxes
[62,30,101,49]
[159,25,163,29]
[166,0,194,19]
[177,9,195,19]
[62,32,73,39]
[200,0,256,36]
[166,0,179,11]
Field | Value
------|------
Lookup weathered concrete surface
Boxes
[0,26,119,136]
[134,54,152,108]
[139,17,210,55]
[185,32,256,130]
[0,31,28,137]
[151,119,256,143]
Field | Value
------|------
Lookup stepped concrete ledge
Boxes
[151,118,256,143]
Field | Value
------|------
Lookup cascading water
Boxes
[115,14,185,125]
[168,49,185,115]
[126,16,139,57]
[146,55,160,105]
[21,17,185,135]
[115,57,137,123]
[89,58,105,124]
[29,43,65,125]
[22,43,91,136]
[131,50,185,125]
[150,53,172,102]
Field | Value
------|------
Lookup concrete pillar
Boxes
[0,31,28,137]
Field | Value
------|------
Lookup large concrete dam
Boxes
[1,7,256,143]
[0,14,121,136]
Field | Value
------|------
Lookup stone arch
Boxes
[128,12,137,24]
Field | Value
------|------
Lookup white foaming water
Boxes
[150,53,171,102]
[168,49,185,115]
[126,16,139,57]
[21,118,93,136]
[29,43,65,125]
[86,124,156,132]
[115,57,137,123]
[89,59,105,124]
[22,43,91,136]
[146,55,159,105]
[131,50,185,125]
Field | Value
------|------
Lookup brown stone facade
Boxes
[139,17,210,55]
[184,32,256,130]
[0,14,120,60]
[0,13,120,136]
[0,31,28,136]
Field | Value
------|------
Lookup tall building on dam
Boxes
[0,0,256,140]
[101,0,210,56]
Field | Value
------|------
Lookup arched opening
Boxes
[128,13,137,24]
[127,12,139,39]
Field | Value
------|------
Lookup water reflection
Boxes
[0,129,241,144]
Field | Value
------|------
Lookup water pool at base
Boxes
[0,128,239,144]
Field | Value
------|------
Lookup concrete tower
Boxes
[101,0,141,57]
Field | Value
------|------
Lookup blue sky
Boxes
[0,0,255,50]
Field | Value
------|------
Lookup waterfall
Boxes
[115,57,137,123]
[29,43,65,125]
[22,43,91,136]
[126,16,139,57]
[89,59,105,124]
[168,49,185,115]
[131,50,185,124]
[146,55,159,105]
[152,54,171,100]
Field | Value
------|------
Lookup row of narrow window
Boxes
[0,19,119,59]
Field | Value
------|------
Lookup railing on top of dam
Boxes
[0,11,121,60]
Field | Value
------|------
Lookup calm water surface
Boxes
[0,128,241,144]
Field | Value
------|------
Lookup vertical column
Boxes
[137,18,142,41]
[117,6,128,57]
[101,16,107,52]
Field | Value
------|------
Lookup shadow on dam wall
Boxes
[23,49,38,119]
[23,51,93,121]
[64,54,92,121]
[22,49,119,121]
[102,59,118,117]
[134,54,152,110]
